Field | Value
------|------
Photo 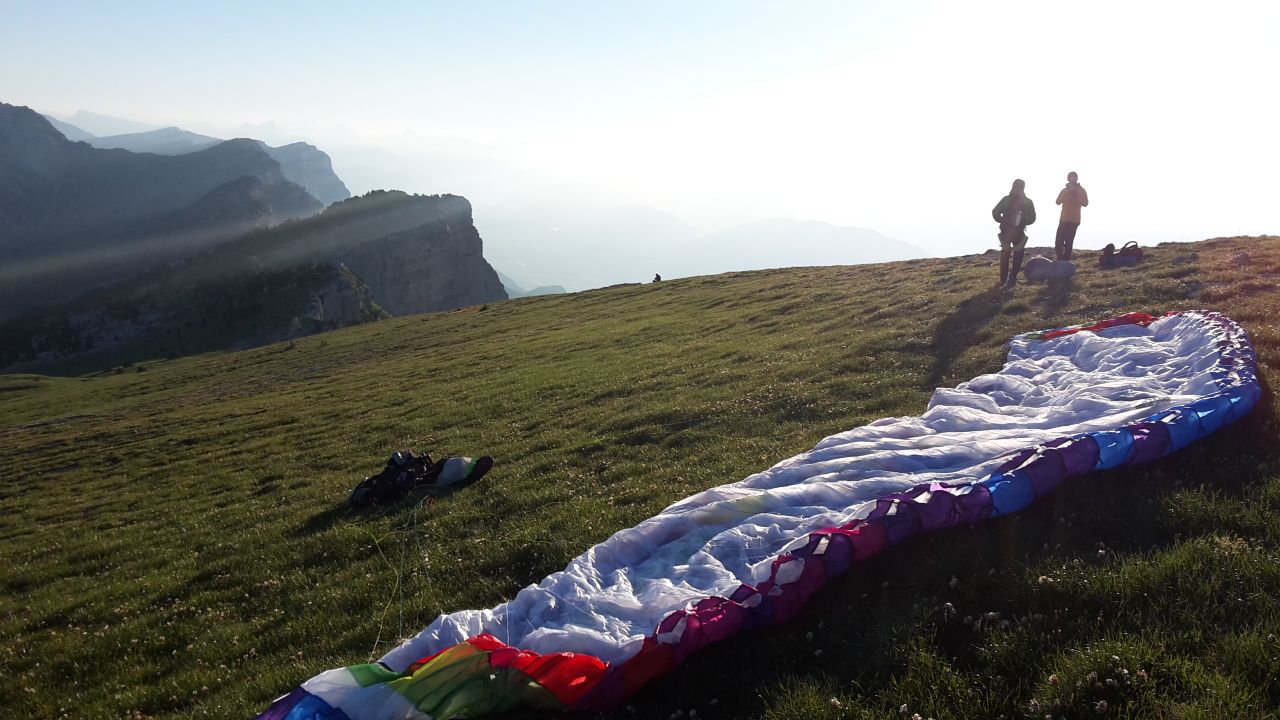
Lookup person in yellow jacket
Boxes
[992,179,1035,287]
[1054,171,1089,261]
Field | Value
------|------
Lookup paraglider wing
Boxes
[259,310,1260,719]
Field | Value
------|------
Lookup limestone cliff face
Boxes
[244,191,508,314]
[0,191,503,373]
[337,211,506,315]
[264,142,350,207]
[0,262,385,373]
[290,264,386,335]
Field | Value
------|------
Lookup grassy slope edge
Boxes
[1,236,1278,720]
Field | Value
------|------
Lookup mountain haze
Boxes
[87,126,221,155]
[39,114,94,141]
[483,204,924,291]
[62,109,160,136]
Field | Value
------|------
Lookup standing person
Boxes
[1054,171,1089,261]
[992,179,1036,287]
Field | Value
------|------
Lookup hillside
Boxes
[1,236,1278,719]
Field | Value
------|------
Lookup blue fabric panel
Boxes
[1092,429,1135,470]
[985,471,1034,516]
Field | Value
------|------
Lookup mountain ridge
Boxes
[0,103,325,316]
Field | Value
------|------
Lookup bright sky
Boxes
[4,0,1278,257]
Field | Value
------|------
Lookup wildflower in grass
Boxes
[829,697,843,709]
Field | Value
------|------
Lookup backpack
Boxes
[348,451,440,508]
[1099,241,1143,268]
[347,451,494,508]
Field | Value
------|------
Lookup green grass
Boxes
[2,237,1279,719]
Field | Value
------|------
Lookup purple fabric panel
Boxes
[994,448,1036,475]
[872,500,924,544]
[815,530,856,575]
[912,488,960,532]
[1016,450,1068,497]
[1044,435,1101,476]
[789,533,827,558]
[948,483,995,524]
[1127,422,1173,465]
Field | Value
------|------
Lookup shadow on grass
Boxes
[291,474,489,537]
[926,286,1006,387]
[1033,276,1077,319]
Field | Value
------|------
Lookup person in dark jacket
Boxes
[1054,171,1089,261]
[992,179,1036,287]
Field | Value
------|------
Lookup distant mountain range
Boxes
[87,126,222,154]
[41,112,350,206]
[1,103,324,316]
[62,109,160,136]
[496,271,565,298]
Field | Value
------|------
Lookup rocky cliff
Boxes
[219,191,508,315]
[0,191,507,373]
[0,262,387,373]
[263,142,350,207]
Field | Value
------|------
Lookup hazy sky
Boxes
[4,0,1278,258]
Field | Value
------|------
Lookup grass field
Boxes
[3,237,1279,720]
